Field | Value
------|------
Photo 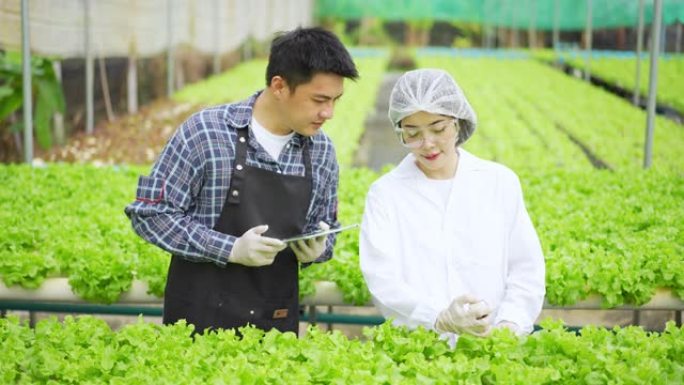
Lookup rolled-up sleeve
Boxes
[124,119,235,266]
[303,140,340,266]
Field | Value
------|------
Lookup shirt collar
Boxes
[225,91,260,128]
[393,147,483,179]
[226,90,311,148]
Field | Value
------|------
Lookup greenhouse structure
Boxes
[1,0,683,383]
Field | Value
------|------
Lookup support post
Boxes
[166,0,175,97]
[84,0,94,134]
[213,0,221,74]
[553,0,560,51]
[52,61,65,145]
[584,0,593,82]
[21,0,33,163]
[643,0,663,169]
[98,54,115,122]
[634,0,645,106]
[127,42,138,114]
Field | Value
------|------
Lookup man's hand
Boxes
[291,222,329,263]
[229,225,286,266]
[435,295,492,337]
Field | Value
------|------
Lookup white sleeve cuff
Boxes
[408,302,443,330]
[495,305,535,334]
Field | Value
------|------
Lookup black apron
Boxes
[163,127,312,335]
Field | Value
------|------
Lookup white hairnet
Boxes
[388,68,477,145]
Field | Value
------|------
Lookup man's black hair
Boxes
[266,27,359,91]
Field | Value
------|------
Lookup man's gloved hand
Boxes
[291,222,329,263]
[434,294,492,337]
[229,225,286,267]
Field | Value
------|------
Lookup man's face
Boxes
[276,73,345,137]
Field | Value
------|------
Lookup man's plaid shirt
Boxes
[125,91,339,266]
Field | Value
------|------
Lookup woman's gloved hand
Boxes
[291,222,329,263]
[229,225,286,266]
[435,294,492,337]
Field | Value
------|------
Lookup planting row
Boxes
[1,164,681,307]
[420,57,684,172]
[1,315,682,384]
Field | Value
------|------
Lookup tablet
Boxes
[282,224,359,243]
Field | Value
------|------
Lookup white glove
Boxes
[290,222,329,263]
[229,225,286,267]
[435,295,492,337]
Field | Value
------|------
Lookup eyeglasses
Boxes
[394,119,459,149]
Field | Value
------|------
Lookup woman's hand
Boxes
[435,295,492,337]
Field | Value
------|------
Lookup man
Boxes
[125,27,358,335]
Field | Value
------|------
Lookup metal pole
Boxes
[52,60,65,145]
[584,0,593,82]
[528,0,536,49]
[127,43,138,114]
[29,311,36,328]
[243,1,252,60]
[84,0,94,134]
[166,0,174,97]
[511,3,518,48]
[98,54,114,122]
[21,0,33,163]
[676,22,682,54]
[327,305,333,331]
[496,0,503,48]
[633,310,641,326]
[660,15,667,53]
[482,0,493,49]
[644,0,663,169]
[481,1,487,49]
[634,0,645,106]
[553,0,560,51]
[308,305,317,325]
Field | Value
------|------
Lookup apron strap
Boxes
[227,127,312,205]
[227,129,249,205]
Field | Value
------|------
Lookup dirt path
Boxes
[38,100,198,165]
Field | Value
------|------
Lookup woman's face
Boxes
[399,111,460,179]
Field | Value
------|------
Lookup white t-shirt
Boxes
[422,177,454,211]
[250,117,295,161]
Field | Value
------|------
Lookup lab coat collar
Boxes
[393,147,484,180]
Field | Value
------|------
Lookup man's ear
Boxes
[270,76,289,98]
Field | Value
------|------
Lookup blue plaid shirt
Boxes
[125,91,339,267]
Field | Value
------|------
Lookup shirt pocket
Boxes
[135,176,165,203]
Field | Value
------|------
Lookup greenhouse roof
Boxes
[315,0,684,30]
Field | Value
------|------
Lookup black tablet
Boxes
[282,224,359,243]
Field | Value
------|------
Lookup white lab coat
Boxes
[360,148,545,339]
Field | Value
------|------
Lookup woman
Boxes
[360,69,545,341]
